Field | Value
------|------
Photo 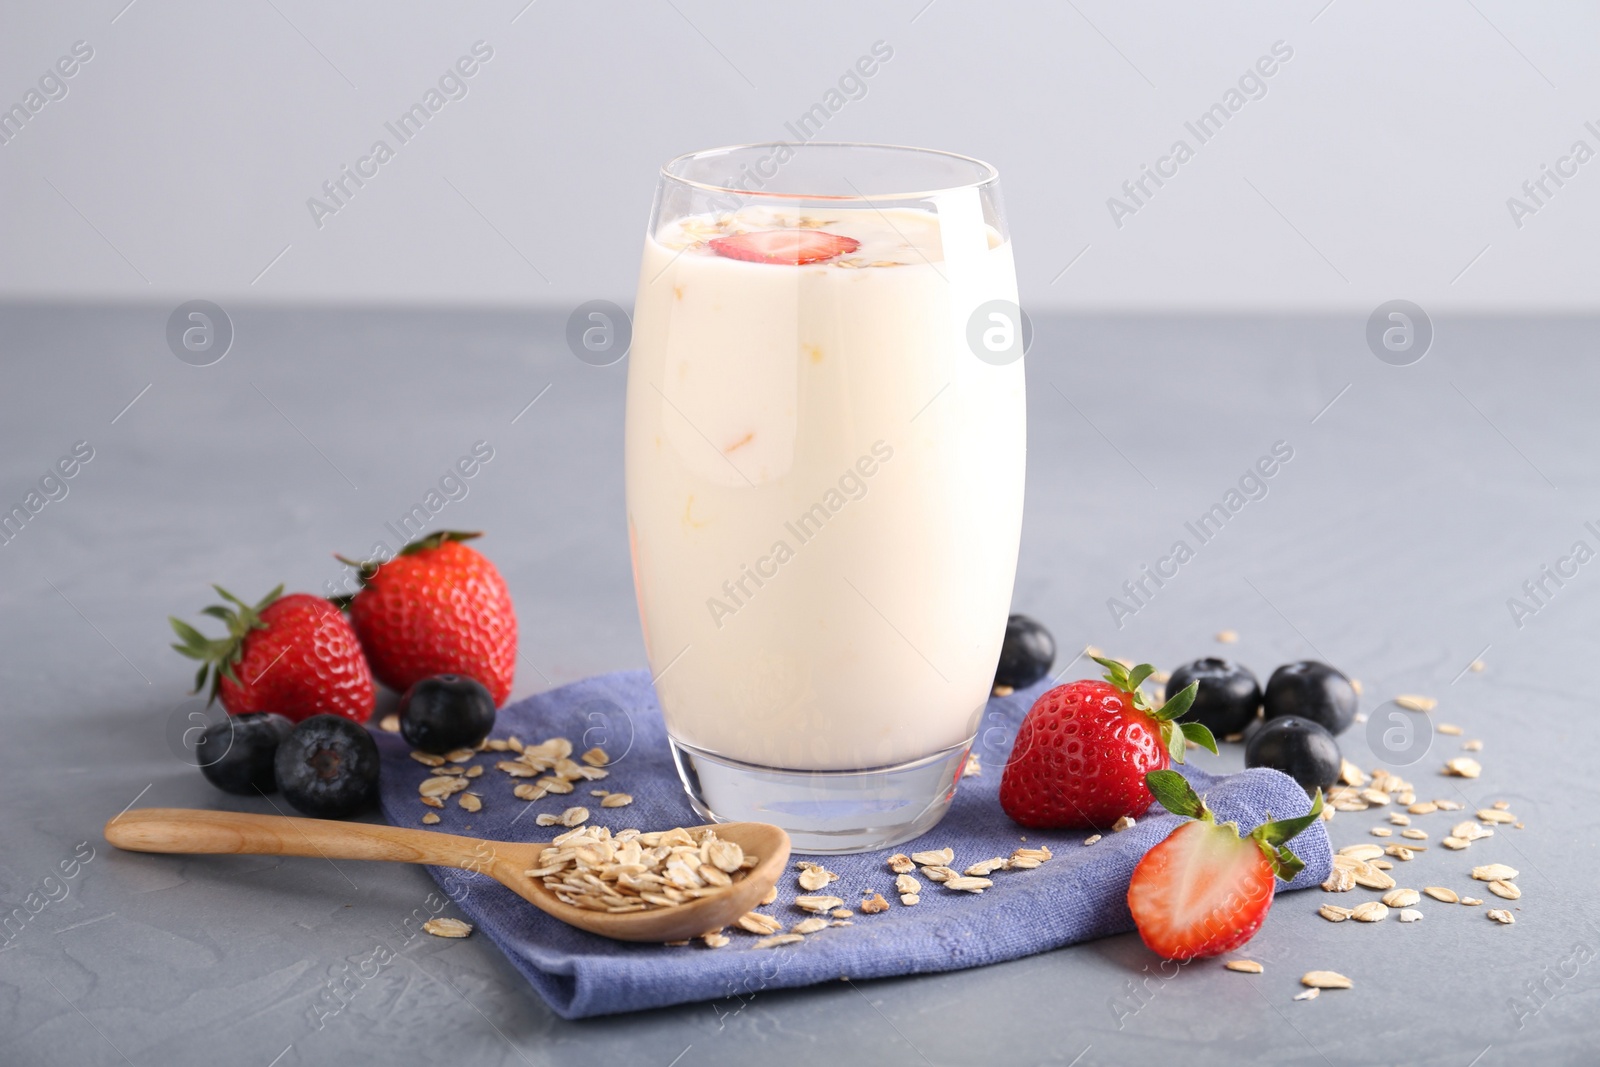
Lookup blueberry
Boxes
[1166,658,1261,737]
[274,715,380,818]
[398,674,497,754]
[995,614,1055,689]
[1244,715,1342,794]
[1264,661,1358,735]
[198,712,294,795]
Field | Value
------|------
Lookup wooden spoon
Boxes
[105,808,790,943]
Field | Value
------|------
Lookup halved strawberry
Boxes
[708,229,860,265]
[1127,770,1324,961]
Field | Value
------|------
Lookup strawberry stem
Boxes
[335,531,482,586]
[168,584,283,705]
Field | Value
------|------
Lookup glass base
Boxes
[667,736,972,854]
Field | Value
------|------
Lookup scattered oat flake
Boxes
[1487,909,1516,925]
[703,932,730,948]
[1388,813,1410,826]
[964,858,1007,877]
[1407,801,1438,815]
[990,684,1013,698]
[911,848,954,867]
[1294,987,1321,1002]
[1083,834,1102,846]
[1302,971,1352,990]
[600,793,633,808]
[458,793,482,813]
[1489,879,1521,900]
[1440,836,1470,850]
[738,912,783,935]
[1350,678,1364,695]
[795,894,845,914]
[831,908,853,919]
[1472,863,1518,882]
[1339,759,1369,787]
[797,866,836,891]
[1382,888,1420,908]
[895,874,921,895]
[1445,757,1482,778]
[1353,865,1396,890]
[1225,959,1263,974]
[535,813,559,826]
[754,934,805,949]
[1437,723,1463,736]
[1338,844,1384,861]
[944,876,992,893]
[1112,815,1137,832]
[1395,694,1437,712]
[580,746,608,767]
[1370,827,1393,838]
[1319,904,1353,922]
[1400,828,1427,841]
[860,893,889,914]
[1461,896,1483,906]
[963,753,982,777]
[888,853,916,874]
[760,886,778,906]
[421,812,440,825]
[1371,858,1395,870]
[465,765,483,778]
[444,747,476,763]
[1464,739,1483,751]
[1423,886,1459,903]
[1321,868,1356,892]
[1398,908,1423,922]
[1478,808,1515,824]
[379,713,401,733]
[1351,901,1389,922]
[423,917,473,939]
[792,917,828,935]
[420,795,444,809]
[411,751,446,767]
[1216,630,1239,643]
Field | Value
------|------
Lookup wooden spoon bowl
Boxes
[105,808,790,943]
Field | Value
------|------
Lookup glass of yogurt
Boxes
[625,143,1026,852]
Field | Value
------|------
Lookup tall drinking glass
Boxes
[625,143,1026,852]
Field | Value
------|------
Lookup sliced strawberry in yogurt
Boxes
[709,229,860,265]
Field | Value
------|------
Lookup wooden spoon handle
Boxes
[105,808,496,870]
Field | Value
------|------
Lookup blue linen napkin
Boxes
[375,670,1330,1019]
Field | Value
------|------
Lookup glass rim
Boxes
[659,141,1001,202]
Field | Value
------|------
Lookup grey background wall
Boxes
[0,0,1595,312]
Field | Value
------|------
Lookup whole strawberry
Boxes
[1128,770,1323,960]
[338,531,516,705]
[998,656,1213,829]
[170,586,375,723]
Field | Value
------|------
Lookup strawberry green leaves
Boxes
[1250,789,1325,881]
[169,584,282,704]
[1092,656,1217,764]
[1145,769,1207,820]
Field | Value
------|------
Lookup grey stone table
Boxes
[2,305,1596,1066]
